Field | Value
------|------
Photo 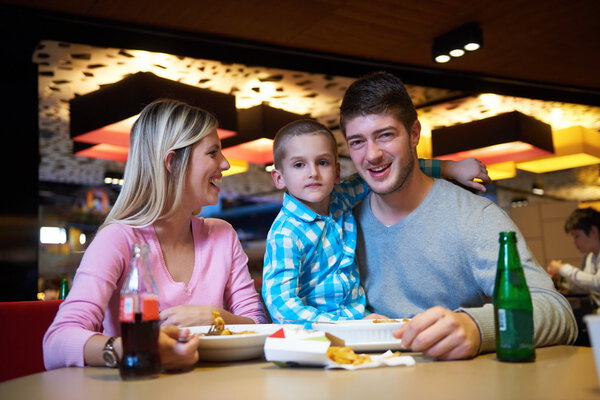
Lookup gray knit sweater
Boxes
[354,179,577,353]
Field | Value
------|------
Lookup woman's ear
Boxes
[164,151,175,173]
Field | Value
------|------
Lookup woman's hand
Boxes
[160,305,219,327]
[159,325,200,371]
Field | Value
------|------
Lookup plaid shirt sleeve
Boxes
[418,158,442,178]
[262,229,361,323]
[335,173,371,209]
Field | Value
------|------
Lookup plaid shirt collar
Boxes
[281,192,327,223]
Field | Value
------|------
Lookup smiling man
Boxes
[339,71,577,360]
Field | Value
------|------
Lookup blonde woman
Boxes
[44,99,267,370]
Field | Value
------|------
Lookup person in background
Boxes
[340,71,577,360]
[547,207,600,312]
[44,99,267,371]
[262,119,490,323]
[40,277,61,301]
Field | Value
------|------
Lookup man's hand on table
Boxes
[393,306,481,360]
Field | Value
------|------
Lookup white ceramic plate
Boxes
[185,324,281,361]
[312,319,408,351]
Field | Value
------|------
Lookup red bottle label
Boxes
[120,295,136,322]
[141,294,159,321]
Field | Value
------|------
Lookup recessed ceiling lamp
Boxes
[433,22,483,64]
[516,126,600,173]
[432,111,554,166]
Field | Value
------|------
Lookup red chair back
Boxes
[0,300,63,382]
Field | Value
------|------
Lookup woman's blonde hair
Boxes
[101,99,218,229]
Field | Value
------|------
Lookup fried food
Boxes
[372,318,410,323]
[203,311,257,336]
[327,346,372,365]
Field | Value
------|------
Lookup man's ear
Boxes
[590,225,599,240]
[164,151,175,173]
[410,120,421,148]
[271,168,287,190]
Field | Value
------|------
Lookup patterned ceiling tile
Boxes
[34,40,600,203]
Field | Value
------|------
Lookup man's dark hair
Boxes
[339,71,417,133]
[564,207,600,235]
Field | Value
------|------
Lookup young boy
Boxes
[262,119,489,323]
[547,207,600,310]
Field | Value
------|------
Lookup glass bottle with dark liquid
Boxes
[493,231,536,362]
[119,243,161,379]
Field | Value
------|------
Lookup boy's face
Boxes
[569,227,599,254]
[344,112,420,196]
[271,133,340,215]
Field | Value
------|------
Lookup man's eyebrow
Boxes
[346,125,396,140]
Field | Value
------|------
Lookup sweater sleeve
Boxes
[458,203,578,353]
[43,224,130,369]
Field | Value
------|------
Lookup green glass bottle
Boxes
[493,231,536,362]
[58,278,69,300]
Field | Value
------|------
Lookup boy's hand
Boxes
[441,158,491,192]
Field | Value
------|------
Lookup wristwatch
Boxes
[102,337,119,368]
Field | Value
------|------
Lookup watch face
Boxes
[103,349,118,368]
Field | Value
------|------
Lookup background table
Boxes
[1,346,598,400]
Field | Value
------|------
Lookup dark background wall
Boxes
[1,4,598,301]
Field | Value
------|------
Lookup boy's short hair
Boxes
[272,119,338,169]
[339,71,417,133]
[564,207,600,235]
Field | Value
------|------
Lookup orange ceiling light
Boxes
[432,111,554,166]
[74,143,129,162]
[73,115,236,148]
[222,138,275,165]
[220,104,306,165]
[485,161,517,181]
[70,72,238,161]
[517,126,600,173]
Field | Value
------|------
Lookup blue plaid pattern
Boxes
[262,160,441,323]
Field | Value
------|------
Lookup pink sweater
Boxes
[43,217,267,369]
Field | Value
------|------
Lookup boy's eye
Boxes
[293,161,304,168]
[318,160,330,166]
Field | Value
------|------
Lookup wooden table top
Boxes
[1,345,598,400]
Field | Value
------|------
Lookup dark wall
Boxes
[0,27,39,301]
[0,4,598,301]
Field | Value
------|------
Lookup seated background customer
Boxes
[547,207,600,312]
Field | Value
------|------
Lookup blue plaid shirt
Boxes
[262,159,441,323]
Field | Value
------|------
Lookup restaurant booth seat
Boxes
[0,300,63,382]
